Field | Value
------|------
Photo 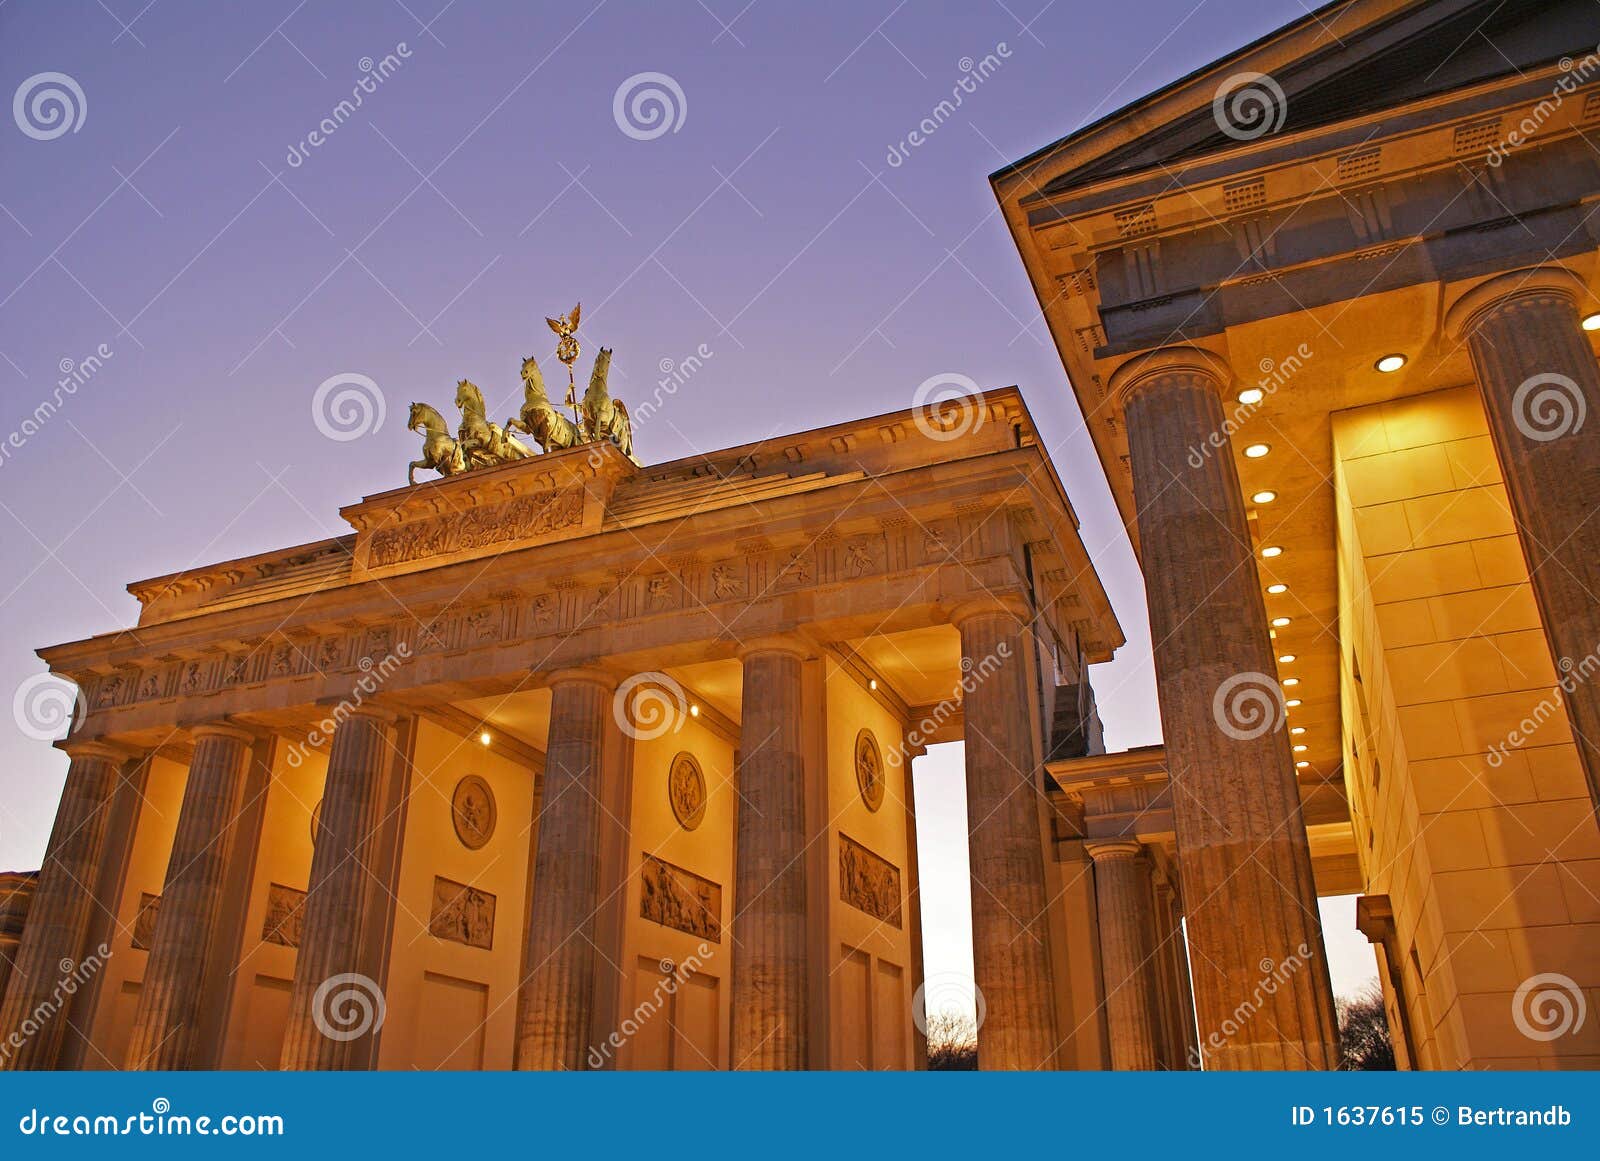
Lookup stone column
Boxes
[515,669,614,1070]
[730,640,810,1070]
[279,708,394,1070]
[953,599,1059,1070]
[1447,267,1600,820]
[1085,840,1159,1070]
[0,742,125,1070]
[125,724,254,1070]
[1151,866,1199,1069]
[1109,347,1339,1070]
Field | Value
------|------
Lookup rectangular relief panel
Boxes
[672,971,720,1070]
[873,960,906,1070]
[639,855,721,942]
[836,945,871,1070]
[237,974,292,1070]
[130,892,160,951]
[428,876,496,950]
[261,883,307,948]
[838,834,902,927]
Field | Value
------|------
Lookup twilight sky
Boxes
[0,0,1376,1000]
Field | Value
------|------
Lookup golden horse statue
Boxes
[454,379,532,469]
[507,355,584,453]
[582,347,639,465]
[407,402,466,485]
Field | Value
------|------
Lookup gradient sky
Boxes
[0,0,1377,1002]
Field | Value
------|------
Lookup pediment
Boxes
[1011,0,1598,199]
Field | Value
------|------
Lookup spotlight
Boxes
[1266,583,1287,594]
[1238,387,1264,405]
[1261,545,1283,558]
[479,731,491,747]
[1582,312,1600,332]
[1375,353,1406,373]
[1252,490,1277,504]
[1271,616,1291,627]
[1244,443,1270,458]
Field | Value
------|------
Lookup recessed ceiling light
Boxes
[1296,760,1310,769]
[1252,490,1277,504]
[1238,387,1264,405]
[1582,312,1600,332]
[1244,443,1270,458]
[479,730,491,746]
[689,703,701,717]
[1266,583,1288,594]
[1291,726,1305,735]
[1271,616,1291,627]
[1261,545,1283,558]
[1293,744,1308,752]
[1286,698,1302,708]
[1375,354,1406,373]
[1278,654,1296,663]
[1282,677,1300,687]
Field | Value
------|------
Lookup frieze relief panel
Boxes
[639,854,721,942]
[429,876,496,950]
[262,883,307,948]
[362,487,585,573]
[838,835,902,928]
[131,891,160,950]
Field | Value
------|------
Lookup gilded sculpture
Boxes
[407,303,642,483]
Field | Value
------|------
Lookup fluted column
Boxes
[1151,867,1199,1069]
[280,708,394,1070]
[1447,267,1600,820]
[125,724,253,1069]
[1110,347,1338,1070]
[1086,840,1159,1070]
[730,640,810,1069]
[516,669,615,1070]
[0,742,124,1070]
[954,599,1059,1070]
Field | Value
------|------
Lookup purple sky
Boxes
[0,0,1375,998]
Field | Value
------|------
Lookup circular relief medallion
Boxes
[451,774,497,851]
[855,728,885,812]
[667,751,707,831]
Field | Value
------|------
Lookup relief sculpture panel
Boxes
[365,487,585,571]
[639,854,721,942]
[838,834,902,928]
[429,876,496,949]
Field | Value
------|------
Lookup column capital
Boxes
[1107,345,1233,407]
[186,721,259,746]
[58,739,134,764]
[1085,838,1144,862]
[545,666,619,691]
[947,592,1029,629]
[1445,265,1593,339]
[734,635,810,662]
